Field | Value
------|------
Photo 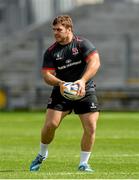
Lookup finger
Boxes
[77,85,81,96]
[77,86,85,97]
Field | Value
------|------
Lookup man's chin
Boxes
[56,39,63,43]
[55,36,61,40]
[55,39,60,42]
[55,37,66,44]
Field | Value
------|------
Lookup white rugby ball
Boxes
[60,82,83,100]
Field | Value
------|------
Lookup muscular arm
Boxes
[75,52,100,96]
[42,70,64,86]
[81,52,100,83]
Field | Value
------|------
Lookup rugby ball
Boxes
[60,82,83,100]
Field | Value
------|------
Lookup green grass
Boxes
[0,111,139,179]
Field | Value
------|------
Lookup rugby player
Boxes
[30,15,100,172]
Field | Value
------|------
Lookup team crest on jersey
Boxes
[56,54,63,60]
[72,48,79,55]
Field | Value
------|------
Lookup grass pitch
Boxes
[0,111,139,179]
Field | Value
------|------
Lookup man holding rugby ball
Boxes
[30,15,100,172]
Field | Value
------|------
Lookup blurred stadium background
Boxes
[0,0,139,111]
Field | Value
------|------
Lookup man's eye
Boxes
[58,29,63,31]
[53,28,62,32]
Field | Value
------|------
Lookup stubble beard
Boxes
[55,35,69,44]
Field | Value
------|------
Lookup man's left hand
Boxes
[74,79,86,97]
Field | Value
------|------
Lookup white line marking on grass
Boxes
[75,154,139,157]
[44,172,139,176]
[46,172,91,175]
[93,153,139,157]
[49,153,139,158]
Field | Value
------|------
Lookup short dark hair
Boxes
[52,15,73,31]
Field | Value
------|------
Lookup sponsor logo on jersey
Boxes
[57,60,82,70]
[65,59,72,64]
[47,97,52,104]
[72,48,79,55]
